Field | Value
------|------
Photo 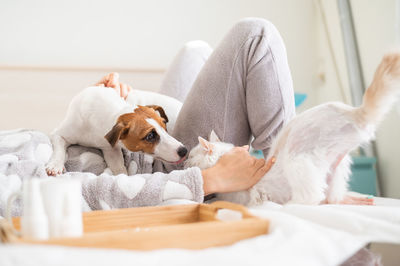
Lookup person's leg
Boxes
[159,40,213,102]
[173,18,296,156]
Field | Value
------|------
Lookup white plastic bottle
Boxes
[21,178,49,240]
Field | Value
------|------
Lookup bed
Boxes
[0,129,399,266]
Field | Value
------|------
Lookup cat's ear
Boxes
[198,136,214,155]
[209,130,221,142]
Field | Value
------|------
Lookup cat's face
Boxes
[184,130,234,170]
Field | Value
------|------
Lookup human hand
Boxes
[201,146,275,195]
[95,72,132,99]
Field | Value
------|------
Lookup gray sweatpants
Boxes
[160,18,295,157]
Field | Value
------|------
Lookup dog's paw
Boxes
[45,161,65,176]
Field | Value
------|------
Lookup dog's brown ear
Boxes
[146,105,169,123]
[104,122,129,147]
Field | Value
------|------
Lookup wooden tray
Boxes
[1,201,269,250]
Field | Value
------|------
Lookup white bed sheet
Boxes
[1,196,399,266]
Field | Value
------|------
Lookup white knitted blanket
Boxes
[0,129,203,217]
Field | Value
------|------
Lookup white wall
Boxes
[0,0,315,69]
[302,0,352,113]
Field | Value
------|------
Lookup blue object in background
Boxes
[294,93,307,107]
[348,156,377,196]
[251,149,264,159]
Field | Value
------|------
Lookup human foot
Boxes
[339,195,375,205]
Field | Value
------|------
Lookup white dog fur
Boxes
[46,86,185,176]
[185,52,400,206]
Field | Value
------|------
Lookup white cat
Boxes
[185,52,400,206]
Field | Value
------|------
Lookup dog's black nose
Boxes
[177,146,188,158]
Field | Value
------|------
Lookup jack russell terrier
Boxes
[185,52,400,206]
[46,86,187,176]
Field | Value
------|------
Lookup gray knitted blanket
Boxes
[0,129,203,217]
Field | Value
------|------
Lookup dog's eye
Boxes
[144,130,158,142]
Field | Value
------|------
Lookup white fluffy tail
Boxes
[358,52,400,126]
